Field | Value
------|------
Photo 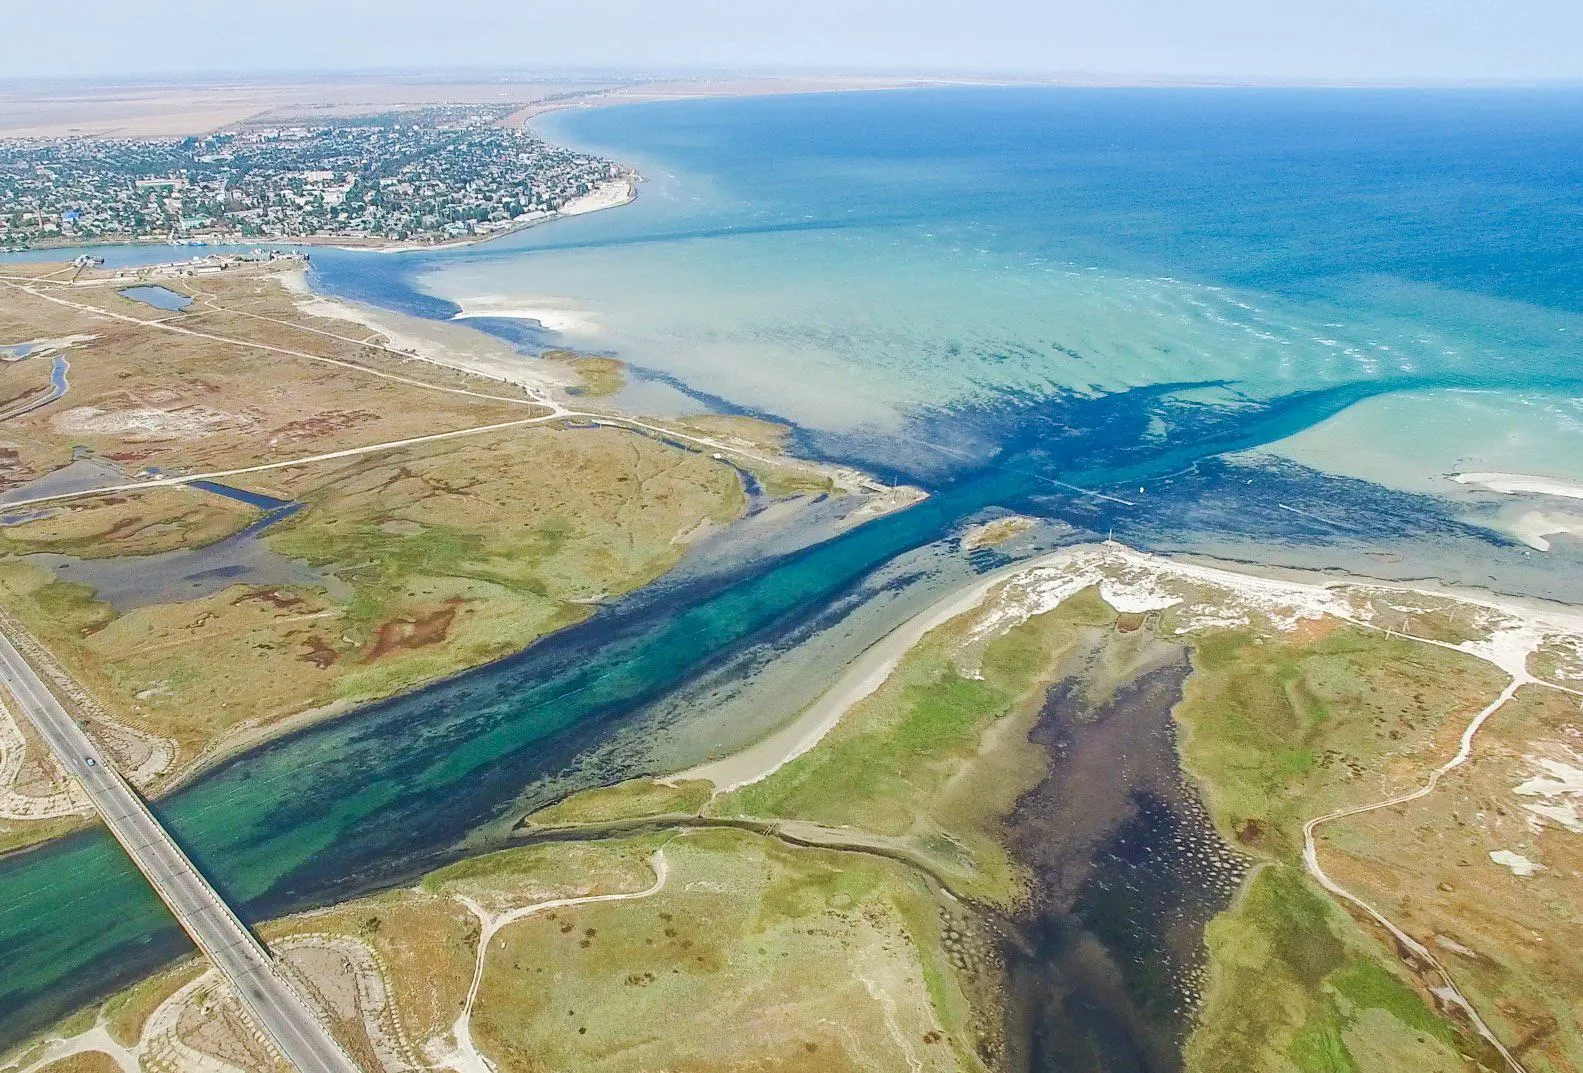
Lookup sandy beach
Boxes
[1506,508,1583,552]
[672,549,1095,792]
[281,270,575,399]
[556,177,638,216]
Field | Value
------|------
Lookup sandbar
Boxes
[672,550,1080,792]
[1453,471,1583,500]
[282,271,573,398]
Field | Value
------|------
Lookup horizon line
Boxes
[2,67,1582,94]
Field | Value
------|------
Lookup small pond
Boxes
[118,286,193,311]
[0,458,127,507]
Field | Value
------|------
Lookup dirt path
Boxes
[0,693,91,820]
[1,280,540,408]
[1301,679,1528,1071]
[1299,617,1581,1073]
[2,933,418,1073]
[0,413,563,511]
[645,542,1583,1072]
[442,850,670,1073]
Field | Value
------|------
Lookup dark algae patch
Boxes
[1000,626,1248,1073]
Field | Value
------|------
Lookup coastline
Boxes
[278,268,574,399]
[6,175,639,259]
[3,73,1008,260]
[673,540,1583,795]
[670,549,1077,792]
[317,174,640,255]
[279,265,927,510]
[1454,470,1583,501]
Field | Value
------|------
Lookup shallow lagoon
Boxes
[422,91,1583,457]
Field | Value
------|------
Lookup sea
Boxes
[2,86,1582,1044]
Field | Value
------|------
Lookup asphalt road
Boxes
[0,630,361,1073]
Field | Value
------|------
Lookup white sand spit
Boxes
[449,301,600,335]
[1454,471,1583,500]
[283,271,567,398]
[1506,508,1583,552]
[673,555,1064,792]
[675,541,1583,798]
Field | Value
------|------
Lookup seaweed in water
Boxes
[1000,632,1248,1073]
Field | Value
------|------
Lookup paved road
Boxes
[0,630,361,1073]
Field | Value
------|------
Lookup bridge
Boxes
[0,629,361,1073]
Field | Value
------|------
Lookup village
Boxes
[0,106,630,249]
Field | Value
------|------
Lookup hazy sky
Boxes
[11,0,1582,84]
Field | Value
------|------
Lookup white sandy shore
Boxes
[281,269,929,515]
[449,302,600,335]
[1454,471,1583,500]
[281,271,574,399]
[672,554,1063,793]
[677,542,1583,794]
[557,177,637,217]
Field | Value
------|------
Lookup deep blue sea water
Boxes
[3,87,1583,1044]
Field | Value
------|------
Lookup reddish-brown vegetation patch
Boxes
[234,587,307,611]
[0,447,32,488]
[363,599,463,661]
[298,635,339,669]
[267,409,381,444]
[103,449,157,463]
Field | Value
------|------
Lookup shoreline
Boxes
[0,246,928,825]
[1453,470,1583,501]
[670,549,1079,792]
[673,540,1583,795]
[278,268,574,399]
[278,266,926,510]
[4,175,639,260]
[1,74,1001,260]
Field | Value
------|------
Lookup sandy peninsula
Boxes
[678,539,1583,794]
[280,270,575,399]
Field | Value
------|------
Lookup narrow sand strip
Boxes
[1454,471,1583,500]
[673,551,1079,793]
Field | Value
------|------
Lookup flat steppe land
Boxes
[0,76,621,138]
[0,74,967,139]
[13,544,1583,1073]
[0,260,893,856]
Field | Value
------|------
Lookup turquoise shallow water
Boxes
[412,89,1583,484]
[2,87,1583,1042]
